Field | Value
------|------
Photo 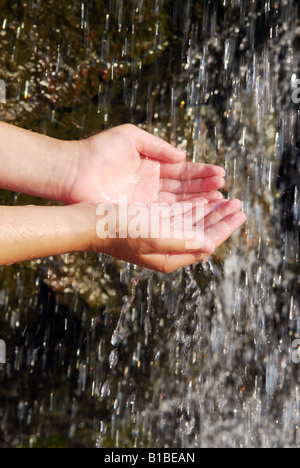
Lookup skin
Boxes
[69,125,227,204]
[0,123,247,272]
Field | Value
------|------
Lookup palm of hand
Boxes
[68,125,246,272]
[70,125,226,205]
[79,154,161,204]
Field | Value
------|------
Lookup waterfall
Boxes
[0,0,299,448]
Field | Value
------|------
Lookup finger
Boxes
[171,200,207,230]
[158,191,224,204]
[172,200,229,227]
[150,199,221,230]
[200,191,224,202]
[144,252,212,274]
[150,231,215,255]
[206,211,247,248]
[201,200,235,222]
[171,198,208,225]
[201,199,242,229]
[133,127,186,163]
[160,176,225,194]
[160,162,226,180]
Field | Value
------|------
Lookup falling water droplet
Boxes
[101,381,111,399]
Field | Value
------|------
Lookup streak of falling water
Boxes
[95,0,300,449]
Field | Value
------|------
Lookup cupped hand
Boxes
[68,124,226,205]
[67,124,246,273]
[93,197,247,273]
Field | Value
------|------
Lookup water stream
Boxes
[0,0,299,448]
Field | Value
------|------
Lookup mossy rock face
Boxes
[0,0,178,131]
[0,0,227,311]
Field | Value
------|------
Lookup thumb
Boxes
[133,126,186,163]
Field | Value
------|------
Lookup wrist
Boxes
[60,203,99,254]
[0,123,81,203]
[61,138,94,204]
[46,139,80,204]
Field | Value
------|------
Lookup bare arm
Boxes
[0,122,78,202]
[0,122,246,272]
[0,204,96,266]
[0,201,246,273]
[0,123,225,205]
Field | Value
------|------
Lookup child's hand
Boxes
[92,197,246,273]
[67,124,226,205]
[0,122,246,271]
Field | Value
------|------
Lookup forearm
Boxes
[0,123,79,202]
[0,204,97,266]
